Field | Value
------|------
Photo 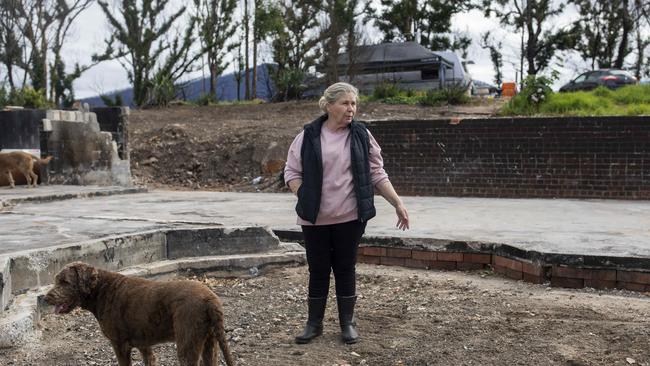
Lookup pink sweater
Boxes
[284,124,389,226]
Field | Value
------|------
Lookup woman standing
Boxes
[284,82,410,344]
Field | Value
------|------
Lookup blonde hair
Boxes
[318,82,359,113]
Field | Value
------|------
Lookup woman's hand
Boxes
[287,179,303,197]
[376,180,410,230]
[395,204,409,230]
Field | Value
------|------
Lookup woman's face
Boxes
[326,92,357,126]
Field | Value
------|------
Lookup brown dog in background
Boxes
[0,151,53,188]
[44,262,235,366]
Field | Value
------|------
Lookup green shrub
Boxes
[440,84,471,105]
[196,93,218,106]
[372,82,402,100]
[419,89,447,106]
[100,94,124,107]
[383,94,420,105]
[145,74,176,107]
[272,68,305,101]
[500,75,555,116]
[0,87,52,109]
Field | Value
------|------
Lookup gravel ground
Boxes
[2,264,650,366]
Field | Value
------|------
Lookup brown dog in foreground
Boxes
[0,151,53,188]
[44,262,235,366]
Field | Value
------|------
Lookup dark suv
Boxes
[559,69,637,92]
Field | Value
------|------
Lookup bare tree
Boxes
[570,0,650,75]
[269,0,322,100]
[252,0,282,100]
[243,0,250,99]
[0,2,23,91]
[233,40,245,101]
[320,0,369,86]
[483,0,577,77]
[48,0,94,105]
[0,0,94,102]
[193,0,238,101]
[94,0,201,106]
[480,31,504,88]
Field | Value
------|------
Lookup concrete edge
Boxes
[6,225,285,298]
[0,186,148,208]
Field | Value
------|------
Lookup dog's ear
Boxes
[70,262,99,295]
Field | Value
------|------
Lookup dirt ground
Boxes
[128,99,502,192]
[2,264,650,365]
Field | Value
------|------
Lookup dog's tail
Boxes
[37,156,53,165]
[207,299,236,366]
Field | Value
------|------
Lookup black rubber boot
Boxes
[295,297,327,344]
[337,295,359,344]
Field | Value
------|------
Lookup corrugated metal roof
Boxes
[338,41,449,65]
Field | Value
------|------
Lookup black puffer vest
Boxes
[295,114,376,224]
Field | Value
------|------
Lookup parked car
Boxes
[559,69,638,92]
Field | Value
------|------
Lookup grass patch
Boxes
[500,84,650,116]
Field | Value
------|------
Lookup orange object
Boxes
[501,82,517,97]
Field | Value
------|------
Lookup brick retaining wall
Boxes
[358,245,650,292]
[273,230,650,293]
[366,116,650,199]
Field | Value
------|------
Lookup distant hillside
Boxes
[81,64,276,107]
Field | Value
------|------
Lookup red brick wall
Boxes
[366,116,650,199]
[358,246,650,292]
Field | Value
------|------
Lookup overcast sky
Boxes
[67,2,585,99]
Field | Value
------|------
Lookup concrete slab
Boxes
[1,189,649,258]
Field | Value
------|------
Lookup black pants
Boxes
[301,220,367,298]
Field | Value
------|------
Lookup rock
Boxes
[142,157,158,166]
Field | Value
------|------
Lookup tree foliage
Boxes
[483,0,577,77]
[570,0,650,76]
[95,0,200,106]
[321,0,365,85]
[252,0,283,98]
[373,0,473,51]
[570,0,632,69]
[0,0,93,105]
[193,0,238,99]
[269,0,322,100]
[480,32,504,87]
